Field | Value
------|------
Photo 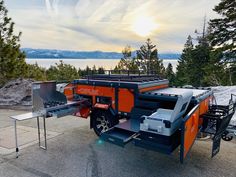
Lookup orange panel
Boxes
[198,96,212,126]
[118,88,134,113]
[76,85,116,109]
[184,107,199,158]
[139,84,168,93]
[64,83,74,100]
[75,107,90,118]
[199,97,210,115]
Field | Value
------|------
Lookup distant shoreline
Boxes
[25,58,179,71]
[22,48,180,60]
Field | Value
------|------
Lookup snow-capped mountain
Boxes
[22,48,180,59]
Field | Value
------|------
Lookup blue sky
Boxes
[5,0,220,53]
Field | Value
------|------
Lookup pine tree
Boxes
[165,63,175,85]
[190,40,211,86]
[203,49,229,85]
[0,0,27,85]
[190,17,212,87]
[176,19,218,87]
[176,16,231,87]
[97,67,105,74]
[116,45,138,71]
[46,60,79,81]
[209,0,236,85]
[175,35,193,86]
[26,63,47,81]
[136,38,164,75]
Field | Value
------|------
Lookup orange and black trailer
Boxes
[61,73,236,163]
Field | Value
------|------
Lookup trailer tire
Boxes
[91,109,116,136]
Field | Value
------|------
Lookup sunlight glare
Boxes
[132,16,158,37]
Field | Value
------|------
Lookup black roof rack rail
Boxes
[82,70,163,82]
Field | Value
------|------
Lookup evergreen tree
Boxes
[175,35,193,86]
[190,39,211,86]
[0,0,27,85]
[46,60,79,81]
[136,38,164,75]
[165,63,175,85]
[203,49,229,85]
[26,63,47,81]
[189,17,213,87]
[116,45,138,71]
[92,65,97,74]
[85,65,91,75]
[209,0,236,85]
[97,67,105,74]
[176,19,221,87]
[78,66,91,76]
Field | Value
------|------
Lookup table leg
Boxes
[37,116,47,150]
[37,117,41,147]
[43,116,47,150]
[14,119,19,158]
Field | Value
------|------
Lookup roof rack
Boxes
[82,70,162,82]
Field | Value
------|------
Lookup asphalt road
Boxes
[0,109,236,177]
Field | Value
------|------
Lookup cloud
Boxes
[5,0,221,52]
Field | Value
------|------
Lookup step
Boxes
[101,127,139,147]
[133,133,180,154]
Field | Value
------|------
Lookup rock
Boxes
[0,78,34,106]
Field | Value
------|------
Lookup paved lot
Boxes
[0,109,236,177]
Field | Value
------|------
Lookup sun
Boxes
[132,16,158,37]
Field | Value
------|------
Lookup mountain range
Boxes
[22,48,180,59]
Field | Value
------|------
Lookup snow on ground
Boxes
[212,86,236,125]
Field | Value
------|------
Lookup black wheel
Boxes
[91,109,116,136]
[221,131,233,141]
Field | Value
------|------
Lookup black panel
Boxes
[130,107,154,120]
[135,99,160,110]
[212,134,221,158]
[134,130,181,154]
[139,130,181,146]
[101,127,138,147]
[96,96,111,105]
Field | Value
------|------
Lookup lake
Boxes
[26,59,179,72]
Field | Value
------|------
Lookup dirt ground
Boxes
[0,108,236,177]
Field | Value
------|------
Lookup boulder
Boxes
[0,78,34,106]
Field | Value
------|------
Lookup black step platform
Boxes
[134,130,181,154]
[101,127,139,147]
